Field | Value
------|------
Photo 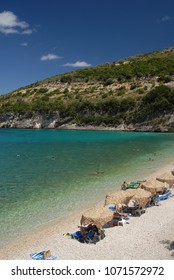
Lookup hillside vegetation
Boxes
[0,47,174,130]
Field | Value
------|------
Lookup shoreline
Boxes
[57,123,174,133]
[1,123,174,132]
[0,161,174,260]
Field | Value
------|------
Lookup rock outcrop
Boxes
[1,111,174,132]
[0,111,60,129]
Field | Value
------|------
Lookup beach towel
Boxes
[30,251,57,260]
[125,182,140,189]
[108,205,116,211]
[71,231,86,243]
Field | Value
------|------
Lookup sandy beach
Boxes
[0,161,174,260]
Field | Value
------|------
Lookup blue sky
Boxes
[0,0,174,95]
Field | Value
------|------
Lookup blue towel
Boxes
[72,231,83,239]
[30,251,57,260]
[108,205,116,211]
[156,190,172,201]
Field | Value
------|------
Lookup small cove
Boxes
[0,129,174,246]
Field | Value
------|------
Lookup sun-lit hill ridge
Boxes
[0,47,174,131]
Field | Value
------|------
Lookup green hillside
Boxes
[0,47,174,128]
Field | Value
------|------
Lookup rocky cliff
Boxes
[1,111,174,132]
[0,111,60,129]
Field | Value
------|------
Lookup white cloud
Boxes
[0,26,19,34]
[0,11,32,34]
[40,53,61,61]
[161,15,171,22]
[63,61,91,67]
[21,29,33,35]
[20,42,28,47]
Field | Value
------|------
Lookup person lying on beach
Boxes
[63,224,98,238]
[79,226,88,236]
[78,224,96,236]
[156,186,168,195]
[122,200,146,216]
[114,204,128,218]
[64,224,105,244]
[121,180,146,190]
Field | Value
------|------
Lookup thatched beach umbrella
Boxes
[140,178,166,195]
[156,172,174,185]
[80,205,114,229]
[131,188,152,208]
[104,189,138,206]
[104,188,152,209]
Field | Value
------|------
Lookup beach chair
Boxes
[156,190,172,201]
[145,194,159,207]
[122,204,145,216]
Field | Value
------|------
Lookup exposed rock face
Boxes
[0,111,60,129]
[0,111,174,131]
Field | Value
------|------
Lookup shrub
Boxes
[130,83,138,90]
[137,88,145,94]
[117,89,125,96]
[60,75,72,83]
[157,76,172,83]
[38,88,48,93]
[103,78,114,86]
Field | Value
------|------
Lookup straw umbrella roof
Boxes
[80,205,114,229]
[140,178,167,195]
[104,188,152,209]
[156,172,174,185]
[104,189,139,206]
[131,188,152,208]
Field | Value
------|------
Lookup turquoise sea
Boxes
[0,129,174,247]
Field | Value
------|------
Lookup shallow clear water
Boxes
[0,129,174,246]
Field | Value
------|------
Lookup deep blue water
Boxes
[0,129,174,246]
